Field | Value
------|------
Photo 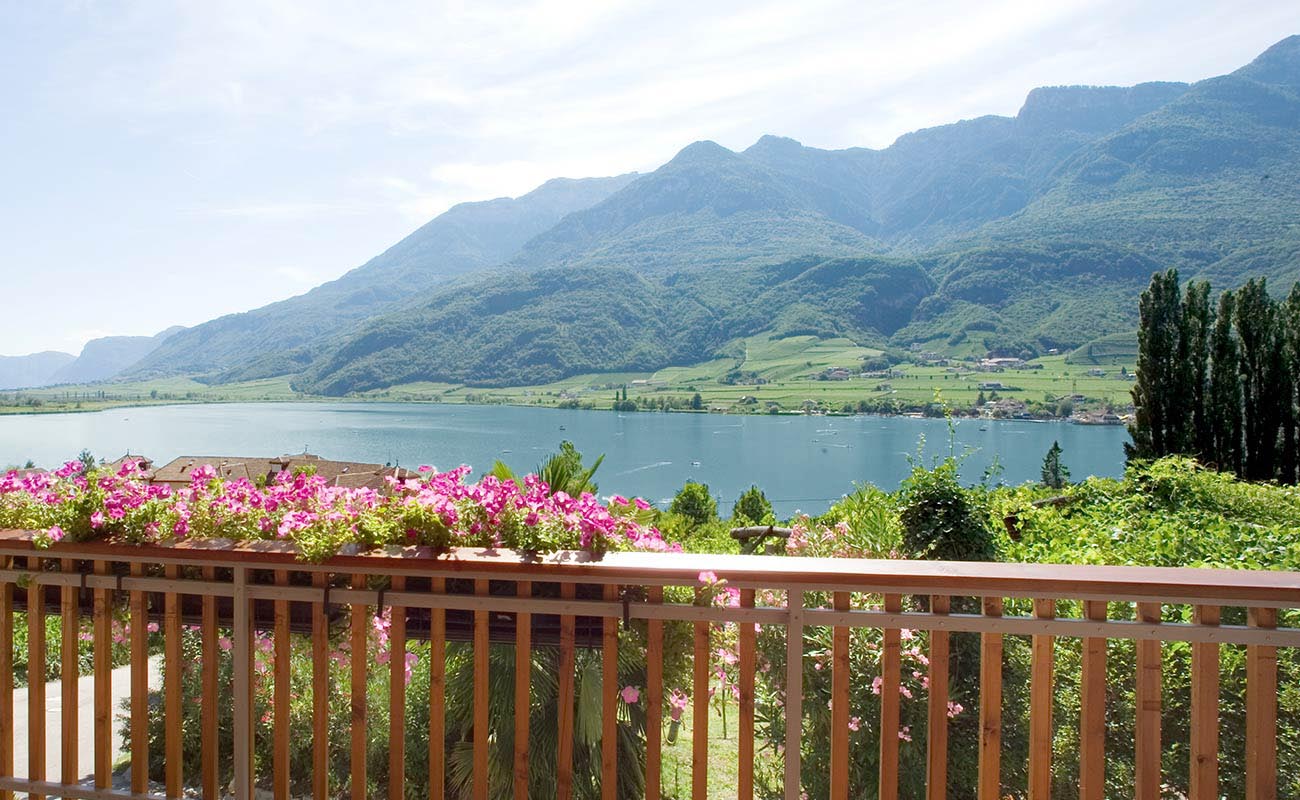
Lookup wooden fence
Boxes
[0,529,1298,800]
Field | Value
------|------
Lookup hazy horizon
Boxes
[3,1,1298,356]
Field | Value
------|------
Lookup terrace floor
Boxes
[10,658,159,784]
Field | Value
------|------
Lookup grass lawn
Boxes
[660,698,771,800]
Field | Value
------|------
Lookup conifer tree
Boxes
[1234,279,1283,481]
[1181,280,1213,458]
[1128,269,1184,459]
[1208,290,1243,475]
[1041,441,1069,489]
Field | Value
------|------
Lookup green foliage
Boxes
[492,440,603,499]
[730,485,773,525]
[898,459,997,562]
[668,482,717,528]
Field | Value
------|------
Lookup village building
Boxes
[150,453,416,492]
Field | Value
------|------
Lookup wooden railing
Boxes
[0,529,1298,799]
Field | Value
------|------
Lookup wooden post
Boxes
[977,597,1002,800]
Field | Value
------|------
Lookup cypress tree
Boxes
[1041,441,1070,489]
[1182,280,1213,459]
[1278,284,1300,484]
[1208,290,1243,475]
[1235,279,1283,481]
[1128,269,1184,460]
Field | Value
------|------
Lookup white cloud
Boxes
[2,0,1297,353]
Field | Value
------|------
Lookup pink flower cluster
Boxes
[2,459,674,558]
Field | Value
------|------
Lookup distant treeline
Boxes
[1128,269,1300,483]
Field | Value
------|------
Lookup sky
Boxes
[2,1,1298,356]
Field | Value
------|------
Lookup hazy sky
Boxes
[3,1,1298,356]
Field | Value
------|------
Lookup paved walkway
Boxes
[9,657,161,782]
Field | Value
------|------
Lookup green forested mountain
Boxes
[103,36,1300,392]
[124,174,638,381]
[297,255,932,392]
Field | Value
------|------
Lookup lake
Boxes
[0,403,1129,517]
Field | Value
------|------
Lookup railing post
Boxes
[1246,606,1279,800]
[232,566,252,800]
[0,555,12,800]
[784,587,803,800]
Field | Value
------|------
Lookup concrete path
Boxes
[9,657,161,782]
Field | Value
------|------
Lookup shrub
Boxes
[669,482,717,528]
[731,485,774,525]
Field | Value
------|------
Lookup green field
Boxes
[0,376,300,415]
[368,336,1137,416]
[1,336,1137,419]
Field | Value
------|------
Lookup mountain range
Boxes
[0,327,182,390]
[17,36,1300,394]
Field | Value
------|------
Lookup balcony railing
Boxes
[0,528,1298,800]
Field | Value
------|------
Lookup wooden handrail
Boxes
[4,528,1300,605]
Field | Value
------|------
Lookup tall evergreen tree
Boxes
[1128,269,1185,460]
[1234,279,1284,481]
[1181,280,1213,459]
[1278,284,1300,484]
[1041,441,1070,489]
[1208,290,1243,475]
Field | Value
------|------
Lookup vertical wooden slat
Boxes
[95,562,115,787]
[1028,598,1054,800]
[976,597,1002,800]
[1079,600,1108,800]
[1189,605,1219,800]
[692,592,709,800]
[311,571,330,800]
[201,566,218,800]
[926,595,951,800]
[830,591,850,800]
[389,576,407,800]
[351,573,368,800]
[473,578,489,800]
[1246,606,1278,800]
[737,588,756,800]
[557,582,576,800]
[429,576,446,800]
[601,584,619,800]
[60,559,79,787]
[784,588,804,800]
[878,593,902,800]
[273,570,291,800]
[1135,602,1162,800]
[28,561,46,800]
[130,561,147,795]
[0,555,11,800]
[232,567,252,800]
[164,564,183,798]
[645,586,665,800]
[513,580,531,800]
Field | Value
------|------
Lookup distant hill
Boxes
[125,174,638,381]
[102,36,1300,391]
[0,351,75,390]
[297,255,933,393]
[50,326,184,384]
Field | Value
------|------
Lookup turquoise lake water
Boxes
[0,403,1129,517]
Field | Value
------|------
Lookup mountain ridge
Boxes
[50,35,1300,393]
